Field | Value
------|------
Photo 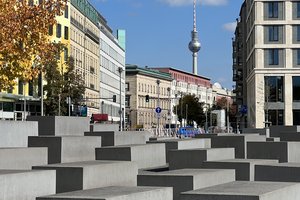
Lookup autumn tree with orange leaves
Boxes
[0,0,67,90]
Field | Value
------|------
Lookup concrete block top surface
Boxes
[142,169,234,176]
[34,160,134,168]
[182,181,298,196]
[99,143,164,149]
[37,186,172,199]
[0,169,54,175]
[206,159,279,164]
[257,162,300,167]
[148,138,210,143]
[169,148,233,152]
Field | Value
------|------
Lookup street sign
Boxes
[155,107,162,113]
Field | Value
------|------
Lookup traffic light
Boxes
[112,95,116,102]
[145,95,149,102]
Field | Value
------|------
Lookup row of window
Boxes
[265,2,300,20]
[100,55,124,78]
[100,39,125,66]
[264,76,300,102]
[49,24,69,40]
[265,25,300,43]
[265,49,300,67]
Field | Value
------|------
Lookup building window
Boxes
[64,26,69,40]
[48,25,53,36]
[125,95,130,107]
[297,2,300,18]
[268,49,279,65]
[268,2,278,18]
[267,110,284,125]
[64,48,68,62]
[90,66,95,74]
[125,83,129,91]
[269,26,279,41]
[18,80,23,95]
[265,76,284,102]
[293,110,300,125]
[90,84,95,89]
[297,50,300,65]
[56,24,61,38]
[293,76,300,102]
[64,5,69,18]
[297,26,300,41]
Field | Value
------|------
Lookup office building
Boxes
[233,0,300,128]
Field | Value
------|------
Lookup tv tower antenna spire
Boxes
[188,0,201,75]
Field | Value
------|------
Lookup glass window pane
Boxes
[293,77,300,101]
[297,50,300,65]
[297,2,300,18]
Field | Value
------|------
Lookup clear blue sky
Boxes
[90,0,244,89]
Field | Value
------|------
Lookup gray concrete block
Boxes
[211,134,266,158]
[138,169,235,200]
[27,116,90,136]
[255,162,300,182]
[0,147,47,170]
[0,121,38,147]
[180,181,300,200]
[168,148,235,170]
[37,186,173,200]
[28,136,101,164]
[202,159,278,181]
[96,144,166,169]
[0,170,56,200]
[90,124,119,132]
[280,132,300,141]
[242,128,266,135]
[85,131,150,146]
[33,160,138,193]
[247,141,300,162]
[270,125,300,137]
[147,138,211,162]
[194,133,232,138]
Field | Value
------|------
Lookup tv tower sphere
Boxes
[188,32,201,53]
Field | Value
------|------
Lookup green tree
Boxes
[173,94,205,127]
[44,56,85,116]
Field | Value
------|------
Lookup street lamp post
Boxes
[167,87,171,136]
[185,104,188,127]
[156,80,161,136]
[226,90,230,134]
[41,71,44,116]
[23,82,26,121]
[118,67,124,131]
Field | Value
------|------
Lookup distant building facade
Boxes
[151,67,212,126]
[99,16,125,123]
[125,65,173,130]
[233,0,300,128]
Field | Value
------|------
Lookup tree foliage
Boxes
[44,56,85,116]
[173,94,205,127]
[0,0,67,90]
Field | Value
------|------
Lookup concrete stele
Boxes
[33,160,138,193]
[0,170,56,200]
[180,181,300,200]
[138,168,235,200]
[37,186,173,200]
[96,143,166,169]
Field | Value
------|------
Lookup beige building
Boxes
[125,65,173,130]
[70,0,100,115]
[233,0,300,128]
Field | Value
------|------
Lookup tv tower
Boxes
[188,0,201,75]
